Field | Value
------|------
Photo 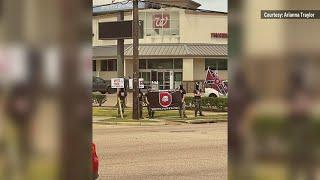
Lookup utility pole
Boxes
[117,11,125,78]
[132,0,140,119]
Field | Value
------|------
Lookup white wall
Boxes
[92,8,228,46]
[180,11,228,44]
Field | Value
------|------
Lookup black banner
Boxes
[98,20,144,40]
[147,91,182,111]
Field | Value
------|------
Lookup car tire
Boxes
[209,94,218,98]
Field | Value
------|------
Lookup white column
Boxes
[183,58,194,81]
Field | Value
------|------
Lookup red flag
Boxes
[205,68,222,85]
[205,68,215,82]
[205,67,227,95]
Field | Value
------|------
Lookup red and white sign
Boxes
[111,78,124,88]
[211,33,228,38]
[153,14,170,28]
[159,91,172,108]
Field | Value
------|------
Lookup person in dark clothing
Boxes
[138,89,144,119]
[179,85,187,118]
[145,87,155,119]
[194,82,204,117]
[117,88,127,116]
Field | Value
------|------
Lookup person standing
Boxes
[179,85,187,118]
[117,88,127,117]
[138,89,144,119]
[194,82,204,117]
[145,86,155,119]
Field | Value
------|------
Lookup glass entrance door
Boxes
[158,71,171,90]
[142,70,180,90]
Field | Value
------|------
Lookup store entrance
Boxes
[157,71,171,90]
[149,70,171,90]
[140,70,182,90]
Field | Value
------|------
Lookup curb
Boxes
[187,120,217,124]
[93,121,169,126]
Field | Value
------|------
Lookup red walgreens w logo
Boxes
[153,14,170,28]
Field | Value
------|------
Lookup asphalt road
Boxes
[93,123,227,180]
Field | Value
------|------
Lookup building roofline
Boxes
[93,43,228,59]
[93,55,227,58]
[93,1,227,16]
[93,43,227,47]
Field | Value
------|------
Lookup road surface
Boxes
[93,123,227,180]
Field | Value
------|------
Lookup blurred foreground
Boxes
[229,0,320,179]
[0,0,92,180]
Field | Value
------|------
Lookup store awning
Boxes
[93,43,227,59]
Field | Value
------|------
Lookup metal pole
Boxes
[132,0,140,119]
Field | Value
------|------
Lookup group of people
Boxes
[117,87,155,119]
[117,82,204,119]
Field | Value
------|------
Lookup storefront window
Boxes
[205,59,228,70]
[101,59,117,71]
[174,59,183,69]
[139,72,151,82]
[174,72,182,81]
[151,71,157,81]
[148,59,173,69]
[139,59,147,69]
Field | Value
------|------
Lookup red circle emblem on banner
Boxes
[159,92,172,108]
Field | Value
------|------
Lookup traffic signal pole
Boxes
[132,0,140,119]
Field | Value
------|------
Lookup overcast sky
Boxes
[94,0,228,12]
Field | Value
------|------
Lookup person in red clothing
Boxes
[92,143,99,179]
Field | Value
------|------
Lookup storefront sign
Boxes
[153,14,170,28]
[147,91,182,111]
[111,78,124,88]
[211,33,228,38]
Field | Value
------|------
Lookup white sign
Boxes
[129,78,144,89]
[111,78,124,88]
[151,81,158,91]
[139,78,145,89]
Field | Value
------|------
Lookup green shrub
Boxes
[212,97,228,111]
[92,93,107,107]
[185,96,228,111]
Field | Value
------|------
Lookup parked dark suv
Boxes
[92,76,115,94]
